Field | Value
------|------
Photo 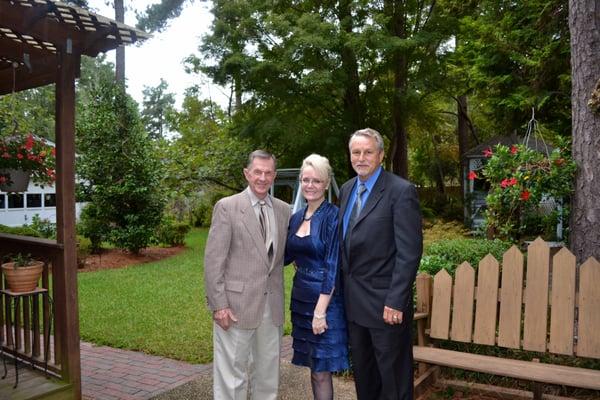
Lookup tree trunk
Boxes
[568,0,600,262]
[338,0,364,177]
[388,0,409,178]
[457,95,469,222]
[115,0,125,85]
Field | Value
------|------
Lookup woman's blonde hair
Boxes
[300,153,332,187]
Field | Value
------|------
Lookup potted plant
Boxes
[1,253,44,293]
[0,133,56,192]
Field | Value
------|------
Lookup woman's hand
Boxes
[312,312,328,335]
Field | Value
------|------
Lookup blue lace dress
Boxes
[284,202,349,372]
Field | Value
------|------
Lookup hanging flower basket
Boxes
[0,168,31,192]
[0,133,56,192]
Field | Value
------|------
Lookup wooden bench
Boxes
[413,238,600,399]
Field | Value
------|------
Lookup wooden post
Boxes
[55,47,81,399]
[416,273,433,375]
[531,358,542,400]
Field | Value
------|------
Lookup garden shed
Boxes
[0,1,148,399]
[463,133,555,230]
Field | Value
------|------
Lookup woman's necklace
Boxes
[303,201,325,221]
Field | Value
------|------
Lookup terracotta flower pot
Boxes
[2,261,44,292]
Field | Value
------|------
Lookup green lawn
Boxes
[78,228,294,364]
[79,221,466,364]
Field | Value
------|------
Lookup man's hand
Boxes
[213,308,238,331]
[383,306,403,325]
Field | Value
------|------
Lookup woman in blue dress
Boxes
[285,154,349,400]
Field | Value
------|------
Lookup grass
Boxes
[78,221,467,364]
[78,228,294,364]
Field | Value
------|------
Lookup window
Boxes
[7,193,24,209]
[44,193,56,207]
[27,193,42,208]
[0,194,5,209]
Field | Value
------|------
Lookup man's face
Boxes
[244,157,276,199]
[350,136,384,180]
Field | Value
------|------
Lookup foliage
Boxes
[0,224,41,238]
[419,238,512,276]
[29,214,56,239]
[2,252,40,269]
[0,133,56,186]
[480,138,576,241]
[447,0,571,138]
[163,94,250,196]
[0,88,55,141]
[77,80,165,254]
[78,204,107,254]
[77,235,92,268]
[141,79,176,140]
[155,215,191,246]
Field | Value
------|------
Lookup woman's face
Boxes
[300,166,327,203]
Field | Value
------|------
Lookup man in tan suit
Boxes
[204,150,291,400]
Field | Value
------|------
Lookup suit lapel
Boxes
[353,172,386,227]
[340,177,356,217]
[240,194,269,265]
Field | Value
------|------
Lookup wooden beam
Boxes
[0,35,53,63]
[0,2,75,52]
[0,2,122,57]
[0,55,59,95]
[54,49,82,400]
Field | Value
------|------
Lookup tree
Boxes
[141,79,176,140]
[77,80,165,253]
[568,0,600,262]
[164,89,251,195]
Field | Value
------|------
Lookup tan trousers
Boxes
[213,298,281,400]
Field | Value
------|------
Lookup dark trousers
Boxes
[348,319,414,400]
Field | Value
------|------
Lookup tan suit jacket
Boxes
[204,188,291,329]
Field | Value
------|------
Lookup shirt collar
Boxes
[246,187,273,207]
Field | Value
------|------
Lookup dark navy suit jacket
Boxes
[339,170,423,329]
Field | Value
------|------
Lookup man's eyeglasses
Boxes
[301,178,324,186]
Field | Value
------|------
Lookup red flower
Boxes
[0,176,6,184]
[510,145,518,154]
[2,152,10,159]
[501,177,518,188]
[483,148,493,158]
[468,171,478,180]
[25,134,35,151]
[17,153,24,160]
[520,190,531,201]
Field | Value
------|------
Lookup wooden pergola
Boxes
[0,1,148,398]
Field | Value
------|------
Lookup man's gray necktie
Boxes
[349,183,366,228]
[259,200,273,260]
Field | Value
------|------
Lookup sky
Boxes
[87,0,228,110]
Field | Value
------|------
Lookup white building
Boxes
[0,181,85,227]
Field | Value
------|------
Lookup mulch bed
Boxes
[78,245,186,272]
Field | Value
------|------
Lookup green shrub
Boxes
[77,236,92,268]
[420,238,512,276]
[155,216,191,246]
[29,214,56,239]
[0,224,41,238]
[79,204,106,254]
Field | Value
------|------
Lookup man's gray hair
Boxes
[349,128,384,152]
[247,150,277,169]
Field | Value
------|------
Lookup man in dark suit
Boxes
[339,128,423,400]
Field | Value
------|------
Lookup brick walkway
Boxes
[81,336,294,400]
